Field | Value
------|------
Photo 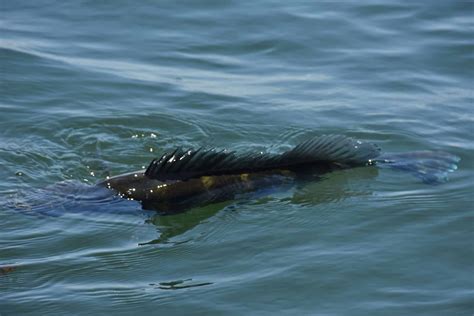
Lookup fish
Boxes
[98,135,460,214]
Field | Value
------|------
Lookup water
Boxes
[1,1,473,315]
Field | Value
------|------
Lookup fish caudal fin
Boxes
[145,135,381,181]
[376,151,460,184]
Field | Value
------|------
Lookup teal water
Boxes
[1,1,473,315]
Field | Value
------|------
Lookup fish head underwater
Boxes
[96,135,460,214]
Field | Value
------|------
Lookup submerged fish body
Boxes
[99,135,460,213]
[101,168,303,212]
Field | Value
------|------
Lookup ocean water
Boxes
[1,1,473,315]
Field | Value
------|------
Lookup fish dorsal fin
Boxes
[145,135,380,181]
[281,134,380,166]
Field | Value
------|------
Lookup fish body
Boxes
[99,135,459,213]
[101,168,319,212]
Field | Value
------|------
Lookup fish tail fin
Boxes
[376,151,460,184]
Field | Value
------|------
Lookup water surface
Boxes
[1,1,473,315]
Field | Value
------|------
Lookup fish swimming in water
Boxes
[99,135,460,214]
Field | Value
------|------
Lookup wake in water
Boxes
[7,180,141,217]
[377,151,460,184]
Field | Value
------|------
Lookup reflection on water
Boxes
[290,166,379,206]
[144,201,232,245]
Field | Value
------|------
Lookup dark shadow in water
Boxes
[142,166,380,245]
[289,166,379,206]
[141,201,232,245]
[150,278,213,290]
[0,265,16,275]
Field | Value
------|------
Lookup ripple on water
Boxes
[1,0,473,314]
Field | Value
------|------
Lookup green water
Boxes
[1,1,473,315]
